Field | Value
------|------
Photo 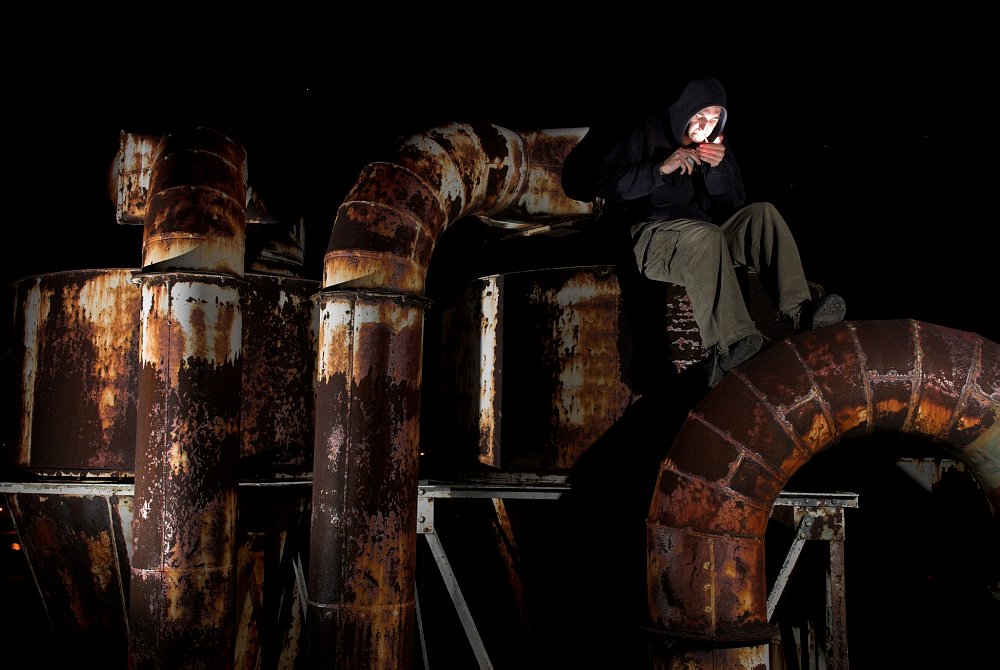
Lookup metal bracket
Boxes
[768,491,859,669]
[413,478,567,669]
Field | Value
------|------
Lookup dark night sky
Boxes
[8,20,997,345]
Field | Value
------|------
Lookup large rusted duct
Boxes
[141,127,248,274]
[647,319,1000,652]
[130,128,247,668]
[313,124,591,666]
[323,123,591,291]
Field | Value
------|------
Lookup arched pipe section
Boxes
[323,124,591,292]
[647,319,1000,645]
[313,124,591,666]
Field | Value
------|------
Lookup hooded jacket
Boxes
[587,77,746,225]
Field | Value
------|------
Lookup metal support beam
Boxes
[768,491,858,670]
[414,478,567,669]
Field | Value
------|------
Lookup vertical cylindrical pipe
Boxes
[142,127,248,274]
[316,125,593,665]
[131,275,242,668]
[308,290,426,669]
[131,127,247,668]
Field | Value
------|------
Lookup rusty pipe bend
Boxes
[322,122,591,294]
[647,319,1000,641]
[310,123,590,665]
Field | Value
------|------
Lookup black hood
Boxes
[666,77,728,144]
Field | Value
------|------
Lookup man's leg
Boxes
[719,202,813,318]
[721,202,846,331]
[630,217,761,355]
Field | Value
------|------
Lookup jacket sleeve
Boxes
[702,139,746,215]
[593,123,668,202]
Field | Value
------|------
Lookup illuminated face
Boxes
[686,106,723,143]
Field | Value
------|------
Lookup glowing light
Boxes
[11,542,22,551]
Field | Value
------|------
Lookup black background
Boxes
[6,19,997,345]
[3,15,998,668]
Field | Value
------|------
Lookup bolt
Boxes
[418,515,425,523]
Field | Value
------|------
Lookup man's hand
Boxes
[696,140,726,168]
[659,147,701,175]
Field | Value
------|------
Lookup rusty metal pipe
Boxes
[308,290,426,667]
[131,127,247,668]
[323,124,591,292]
[142,127,248,274]
[647,319,1000,648]
[314,124,591,667]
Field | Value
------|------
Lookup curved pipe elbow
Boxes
[648,319,1000,640]
[323,123,592,293]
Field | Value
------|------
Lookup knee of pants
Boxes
[747,201,789,233]
[689,222,727,254]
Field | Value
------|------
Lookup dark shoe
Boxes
[703,333,763,388]
[796,294,846,332]
[720,333,764,372]
[703,348,725,388]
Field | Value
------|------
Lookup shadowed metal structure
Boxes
[312,123,592,667]
[130,127,247,668]
[647,318,1000,665]
[5,118,998,668]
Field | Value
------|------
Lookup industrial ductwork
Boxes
[311,123,592,666]
[130,127,247,668]
[647,318,1000,663]
[9,117,997,668]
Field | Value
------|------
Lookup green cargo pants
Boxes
[629,201,813,356]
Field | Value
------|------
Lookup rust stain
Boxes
[239,276,318,469]
[12,270,141,472]
[114,131,159,225]
[834,403,869,433]
[801,411,834,454]
[323,249,423,294]
[74,272,136,436]
[17,279,46,463]
[84,529,115,592]
[914,398,956,438]
[876,397,909,414]
[140,279,242,389]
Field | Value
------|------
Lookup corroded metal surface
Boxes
[239,274,319,477]
[7,269,140,475]
[5,483,311,667]
[142,128,248,274]
[234,483,312,668]
[498,128,593,221]
[131,274,242,668]
[317,126,602,667]
[6,492,132,663]
[647,319,1000,642]
[649,642,770,669]
[438,275,504,467]
[433,266,801,471]
[309,290,427,669]
[5,269,318,479]
[323,124,594,292]
[110,131,159,226]
[493,266,636,470]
